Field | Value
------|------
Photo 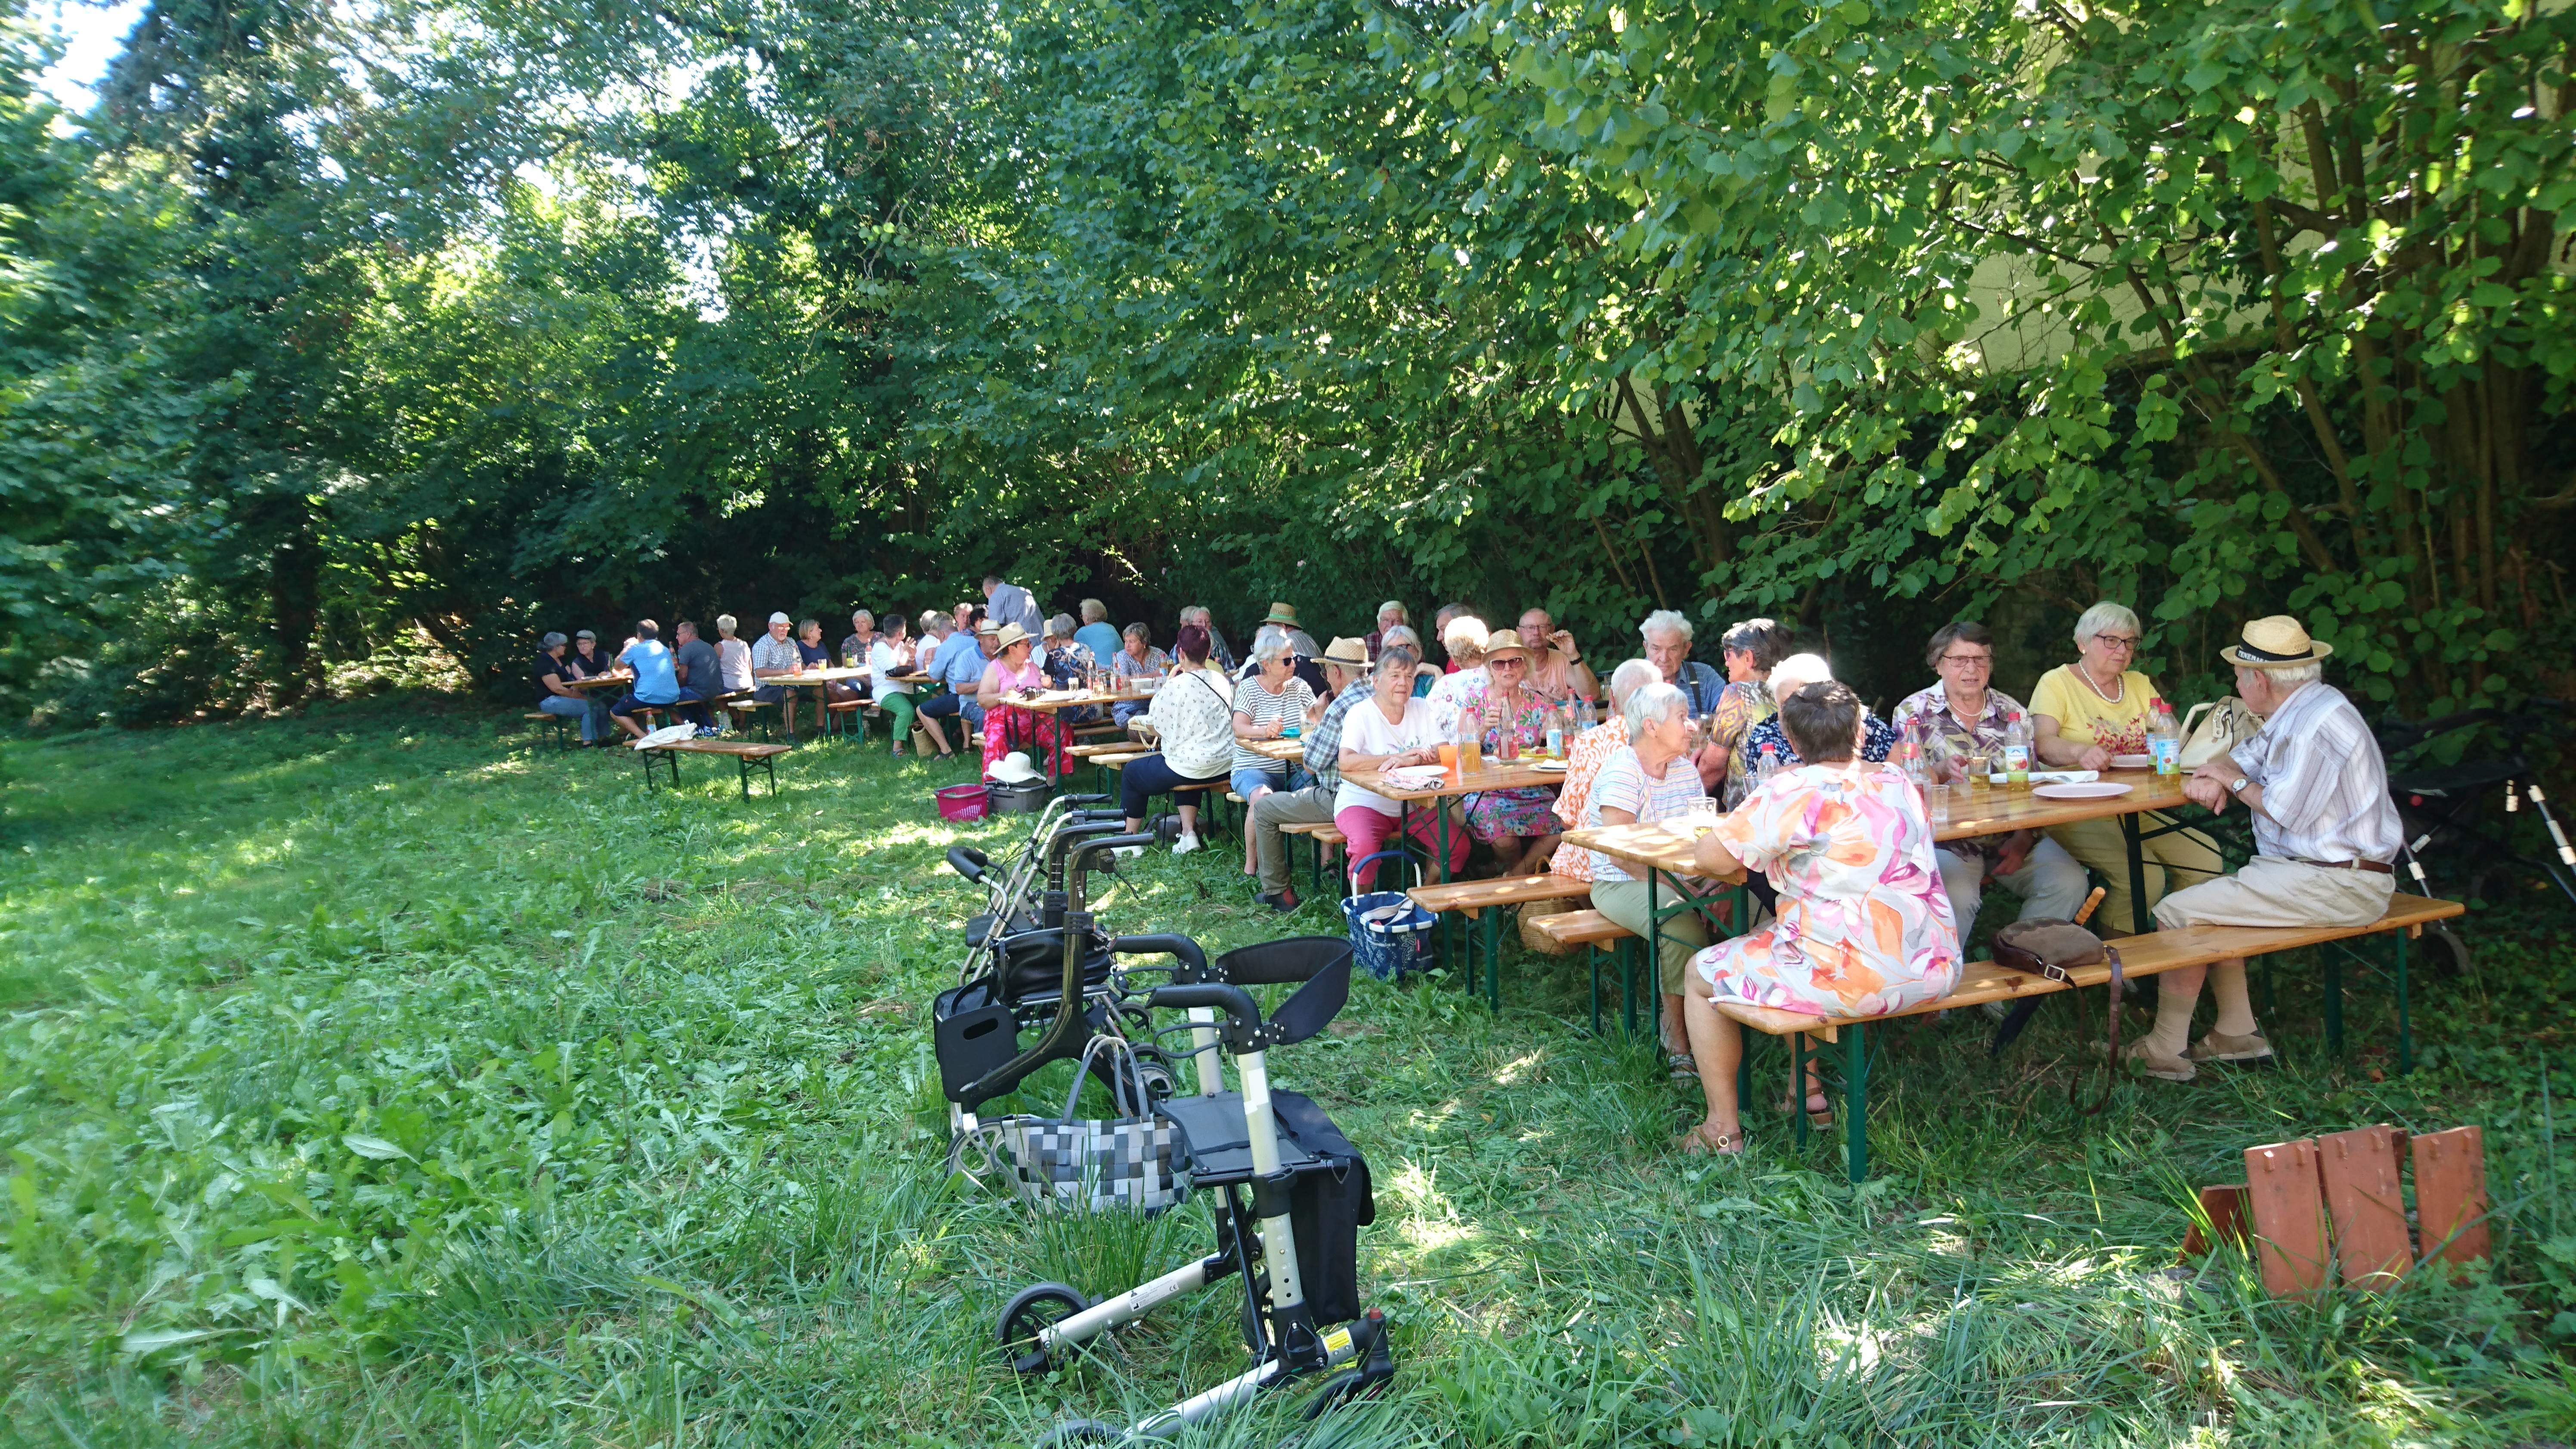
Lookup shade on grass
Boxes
[3,699,2571,1446]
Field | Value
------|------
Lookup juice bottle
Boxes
[1456,705,1483,774]
[2146,697,2182,776]
[2001,712,2032,790]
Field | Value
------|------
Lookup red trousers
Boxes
[1337,803,1470,891]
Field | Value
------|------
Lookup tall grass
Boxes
[3,700,2572,1445]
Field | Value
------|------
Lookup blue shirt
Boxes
[1671,660,1727,715]
[1074,622,1123,664]
[621,640,680,705]
[937,637,991,690]
[1743,709,1898,768]
[929,632,978,683]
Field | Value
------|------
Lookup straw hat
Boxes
[2220,616,2333,669]
[993,622,1032,652]
[1264,601,1300,627]
[1480,628,1532,663]
[988,751,1043,784]
[1320,636,1372,669]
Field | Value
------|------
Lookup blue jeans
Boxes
[920,691,983,733]
[538,693,597,742]
[1230,765,1287,800]
[1113,700,1149,728]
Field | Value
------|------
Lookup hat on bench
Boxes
[2222,615,2333,669]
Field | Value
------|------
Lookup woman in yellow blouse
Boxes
[2026,601,2223,934]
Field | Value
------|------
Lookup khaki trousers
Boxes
[1588,876,1709,996]
[1251,784,1338,895]
[2153,855,2395,932]
[2044,811,2226,935]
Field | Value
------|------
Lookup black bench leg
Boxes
[1844,1024,1869,1183]
[738,754,753,801]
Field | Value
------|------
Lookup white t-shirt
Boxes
[868,638,913,695]
[1334,697,1447,815]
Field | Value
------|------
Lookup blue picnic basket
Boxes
[1341,850,1435,981]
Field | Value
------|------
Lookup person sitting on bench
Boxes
[2132,616,2403,1082]
[533,632,598,744]
[1674,681,1964,1155]
[750,613,809,739]
[610,620,709,739]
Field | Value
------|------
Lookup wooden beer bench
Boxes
[635,738,793,799]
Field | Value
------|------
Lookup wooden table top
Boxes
[1245,737,1306,762]
[638,739,793,759]
[1344,757,1566,801]
[1563,769,2190,879]
[1018,687,1152,712]
[560,673,629,692]
[768,667,866,686]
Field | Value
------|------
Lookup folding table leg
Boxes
[2394,931,2411,1074]
[2120,812,2152,936]
[1845,1024,1870,1183]
[1588,944,1602,1035]
[2325,950,2344,1056]
[737,754,753,801]
[1791,1031,1809,1150]
[1483,907,1502,1011]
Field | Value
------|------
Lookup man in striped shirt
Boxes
[2127,617,2402,1082]
[1248,638,1389,914]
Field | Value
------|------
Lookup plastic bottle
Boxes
[1896,716,1928,785]
[2146,697,2182,776]
[1757,743,1781,789]
[1544,703,1566,760]
[2001,712,2032,790]
[1457,704,1483,773]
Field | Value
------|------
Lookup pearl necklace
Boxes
[2080,664,2125,705]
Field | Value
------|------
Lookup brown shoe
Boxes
[2123,1039,2198,1082]
[2189,1030,2275,1065]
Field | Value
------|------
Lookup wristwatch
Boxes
[2228,776,2252,795]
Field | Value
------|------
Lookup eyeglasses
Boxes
[2092,633,2142,651]
[1937,653,1992,668]
[1490,657,1527,671]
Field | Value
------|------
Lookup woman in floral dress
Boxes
[1453,632,1563,873]
[1672,681,1963,1155]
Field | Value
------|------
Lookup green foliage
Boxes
[6,710,2576,1442]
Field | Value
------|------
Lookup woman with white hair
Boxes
[1380,624,1436,697]
[1422,615,1491,725]
[1179,604,1236,673]
[1737,654,1898,769]
[1577,679,1716,1078]
[2028,600,2223,933]
[1549,658,1667,884]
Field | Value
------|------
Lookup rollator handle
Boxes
[1059,793,1111,808]
[955,908,1100,1110]
[945,846,989,884]
[1146,982,1263,1050]
[1104,932,1211,983]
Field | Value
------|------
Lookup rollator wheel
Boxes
[2419,921,2473,980]
[999,1282,1093,1375]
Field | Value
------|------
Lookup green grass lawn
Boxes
[5,701,2575,1446]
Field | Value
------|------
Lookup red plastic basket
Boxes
[935,783,991,822]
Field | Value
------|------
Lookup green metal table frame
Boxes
[638,745,783,801]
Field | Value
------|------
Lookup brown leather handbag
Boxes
[1988,917,2125,1113]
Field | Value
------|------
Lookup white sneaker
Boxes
[1173,833,1201,856]
[1112,845,1144,860]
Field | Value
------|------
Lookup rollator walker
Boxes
[941,833,1395,1444]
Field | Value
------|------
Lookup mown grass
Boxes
[4,700,2575,1446]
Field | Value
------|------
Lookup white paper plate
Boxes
[2033,781,2135,800]
[1530,759,1568,772]
[2110,753,2154,771]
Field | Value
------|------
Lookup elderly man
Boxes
[2116,618,2403,1081]
[1179,604,1237,673]
[920,618,998,749]
[982,575,1043,637]
[1518,607,1598,703]
[1640,609,1726,714]
[1249,638,1389,913]
[670,621,723,724]
[1364,601,1408,659]
[1074,598,1123,663]
[749,612,810,739]
[610,619,708,739]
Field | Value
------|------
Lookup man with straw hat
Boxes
[1262,601,1322,659]
[2126,616,2403,1082]
[1248,636,1389,913]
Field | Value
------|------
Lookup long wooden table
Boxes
[1560,769,2209,1047]
[1342,757,1569,963]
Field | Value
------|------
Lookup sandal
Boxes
[1666,1051,1698,1081]
[1775,1091,1833,1128]
[1671,1123,1744,1156]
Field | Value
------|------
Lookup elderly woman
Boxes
[1674,682,1964,1155]
[1892,620,2087,938]
[1380,624,1436,697]
[1116,623,1235,856]
[975,623,1061,772]
[1109,622,1172,728]
[1423,615,1490,724]
[867,614,923,758]
[1230,632,1319,873]
[1739,653,1898,772]
[2027,600,2225,933]
[1178,605,1237,674]
[1455,629,1564,874]
[1579,680,1715,1079]
[710,615,756,733]
[1039,615,1102,725]
[1336,648,1471,889]
[1549,659,1665,884]
[1701,617,1794,804]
